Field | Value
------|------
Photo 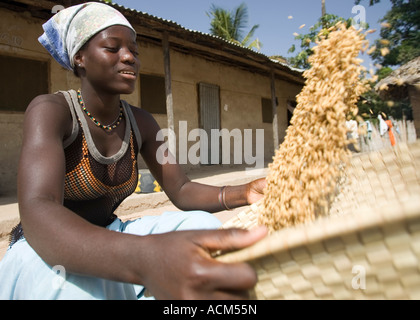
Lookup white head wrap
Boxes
[39,2,136,71]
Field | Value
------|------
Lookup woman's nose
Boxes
[121,48,136,64]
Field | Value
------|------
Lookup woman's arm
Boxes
[18,95,266,298]
[18,94,140,281]
[133,107,265,213]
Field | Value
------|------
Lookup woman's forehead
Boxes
[93,25,137,43]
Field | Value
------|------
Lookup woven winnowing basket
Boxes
[218,141,420,300]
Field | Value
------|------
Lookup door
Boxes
[198,83,221,165]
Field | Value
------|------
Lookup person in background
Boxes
[385,117,396,147]
[378,114,389,138]
[346,117,359,152]
[365,120,372,141]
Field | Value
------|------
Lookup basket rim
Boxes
[218,194,420,263]
[218,140,420,263]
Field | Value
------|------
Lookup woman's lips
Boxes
[118,70,137,80]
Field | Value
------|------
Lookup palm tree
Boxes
[207,3,262,51]
[321,0,327,27]
[322,0,326,17]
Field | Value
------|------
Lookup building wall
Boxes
[0,7,303,196]
[140,42,302,170]
[0,8,48,196]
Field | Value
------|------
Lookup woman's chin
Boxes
[113,83,137,95]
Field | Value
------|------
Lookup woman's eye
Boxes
[105,47,119,52]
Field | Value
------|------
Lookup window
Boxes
[140,74,167,114]
[0,55,48,112]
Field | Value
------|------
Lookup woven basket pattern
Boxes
[218,141,420,299]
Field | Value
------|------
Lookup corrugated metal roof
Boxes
[103,0,303,75]
[3,0,302,79]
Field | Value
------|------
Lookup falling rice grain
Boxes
[259,23,369,232]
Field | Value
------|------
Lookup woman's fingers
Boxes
[194,226,268,254]
[183,227,267,299]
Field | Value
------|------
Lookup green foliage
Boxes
[207,3,262,51]
[358,86,412,121]
[354,0,381,5]
[358,67,412,121]
[358,0,417,121]
[287,14,355,69]
[286,1,416,120]
[290,0,419,69]
[376,66,394,80]
[367,0,420,67]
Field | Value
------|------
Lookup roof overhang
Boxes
[375,56,420,100]
[1,0,304,85]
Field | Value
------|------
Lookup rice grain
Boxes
[259,23,369,232]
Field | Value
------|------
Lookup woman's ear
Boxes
[73,52,84,69]
[73,52,85,77]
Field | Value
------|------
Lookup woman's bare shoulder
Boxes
[127,103,153,119]
[24,92,73,136]
[27,92,69,112]
[127,104,161,135]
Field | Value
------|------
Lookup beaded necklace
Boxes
[77,89,123,132]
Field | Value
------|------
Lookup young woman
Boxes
[0,2,267,300]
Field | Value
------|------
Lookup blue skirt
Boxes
[0,211,222,300]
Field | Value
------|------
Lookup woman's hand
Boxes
[136,226,267,300]
[246,178,266,205]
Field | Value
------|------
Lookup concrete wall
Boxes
[0,7,303,196]
[160,46,302,168]
[0,8,48,196]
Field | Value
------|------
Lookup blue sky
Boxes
[113,0,392,69]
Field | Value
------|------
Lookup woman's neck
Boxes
[79,83,121,124]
